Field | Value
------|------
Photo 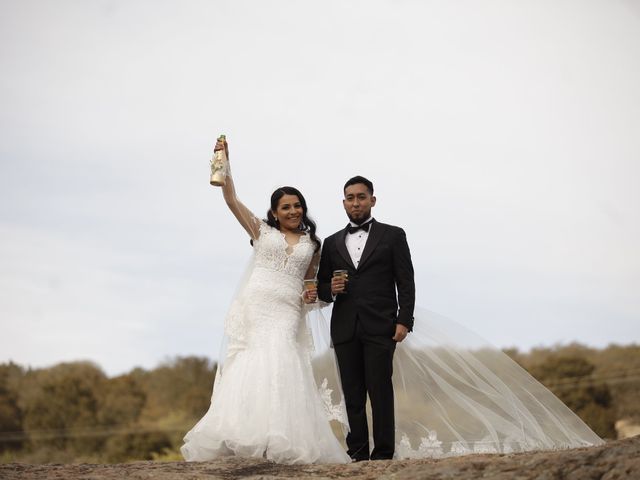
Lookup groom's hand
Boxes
[331,276,346,295]
[392,324,409,342]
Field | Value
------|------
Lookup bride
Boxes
[181,137,350,464]
[182,137,603,464]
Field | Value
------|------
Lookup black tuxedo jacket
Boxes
[317,220,415,345]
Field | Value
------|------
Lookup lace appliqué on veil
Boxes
[318,378,347,424]
[396,431,582,459]
[396,431,444,459]
[396,431,504,458]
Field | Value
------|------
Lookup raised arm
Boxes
[214,138,262,240]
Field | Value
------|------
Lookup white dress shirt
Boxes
[346,217,373,268]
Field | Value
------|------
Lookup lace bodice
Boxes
[253,223,315,279]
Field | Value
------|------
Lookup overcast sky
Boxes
[1,0,639,376]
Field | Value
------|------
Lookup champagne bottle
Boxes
[210,134,228,186]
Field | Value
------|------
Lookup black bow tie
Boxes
[347,222,372,234]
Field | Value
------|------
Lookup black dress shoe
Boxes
[348,444,370,462]
[370,449,394,461]
[351,456,369,462]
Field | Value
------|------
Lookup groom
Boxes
[317,175,415,461]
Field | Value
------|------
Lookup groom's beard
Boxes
[347,213,371,225]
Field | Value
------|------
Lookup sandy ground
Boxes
[1,436,638,479]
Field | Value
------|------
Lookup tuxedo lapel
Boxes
[357,221,384,270]
[335,227,356,270]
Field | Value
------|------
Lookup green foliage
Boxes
[529,355,595,381]
[0,363,24,452]
[98,374,147,426]
[1,345,638,463]
[0,356,216,464]
[22,362,107,453]
[520,352,620,438]
[150,446,184,462]
[102,431,173,463]
[136,356,215,421]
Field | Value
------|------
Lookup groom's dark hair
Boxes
[344,175,374,195]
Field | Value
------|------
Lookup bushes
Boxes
[22,362,106,454]
[527,355,617,438]
[0,356,215,464]
[0,363,24,452]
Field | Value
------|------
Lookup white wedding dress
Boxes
[181,222,350,464]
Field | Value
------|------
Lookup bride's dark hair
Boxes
[266,186,321,252]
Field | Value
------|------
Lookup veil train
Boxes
[307,306,604,459]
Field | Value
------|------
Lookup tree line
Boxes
[1,343,638,464]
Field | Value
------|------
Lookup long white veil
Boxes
[390,307,603,457]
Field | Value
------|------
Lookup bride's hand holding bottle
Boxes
[209,136,262,240]
[210,135,229,187]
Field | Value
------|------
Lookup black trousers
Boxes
[334,321,396,461]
